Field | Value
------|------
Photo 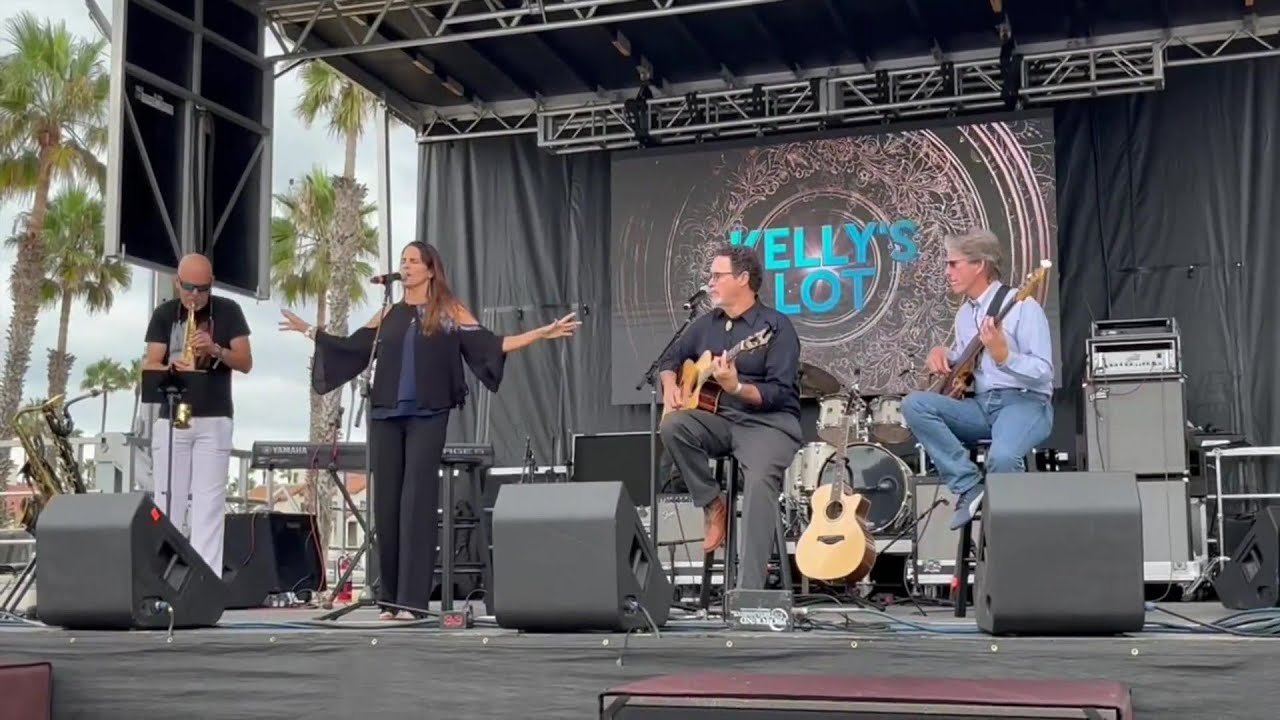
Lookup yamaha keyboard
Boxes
[250,441,495,472]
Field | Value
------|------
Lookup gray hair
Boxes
[944,228,1004,281]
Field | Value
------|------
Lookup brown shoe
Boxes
[703,496,728,552]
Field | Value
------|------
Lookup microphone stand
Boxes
[315,278,428,620]
[635,303,700,545]
[520,436,535,484]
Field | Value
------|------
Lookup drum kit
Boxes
[788,363,915,536]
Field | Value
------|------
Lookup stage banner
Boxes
[609,113,1061,405]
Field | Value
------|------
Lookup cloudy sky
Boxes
[0,0,420,449]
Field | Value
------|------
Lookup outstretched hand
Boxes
[278,308,311,334]
[540,312,581,340]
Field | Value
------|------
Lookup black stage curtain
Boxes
[421,57,1280,491]
[419,138,646,466]
[1055,56,1279,490]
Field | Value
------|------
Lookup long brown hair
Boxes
[405,241,460,335]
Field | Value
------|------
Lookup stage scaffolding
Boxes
[245,1,1280,153]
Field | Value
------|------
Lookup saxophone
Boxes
[42,395,87,495]
[12,396,70,534]
[175,302,197,429]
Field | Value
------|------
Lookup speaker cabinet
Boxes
[600,673,1134,719]
[1213,507,1280,609]
[492,481,671,631]
[35,492,226,629]
[223,512,324,609]
[1084,378,1187,475]
[975,472,1144,635]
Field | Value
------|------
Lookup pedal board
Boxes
[725,589,793,632]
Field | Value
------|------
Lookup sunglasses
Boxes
[179,281,212,292]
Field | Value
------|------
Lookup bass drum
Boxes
[817,443,911,534]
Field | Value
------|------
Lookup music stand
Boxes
[140,369,205,522]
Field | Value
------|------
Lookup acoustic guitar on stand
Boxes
[664,327,773,416]
[794,391,878,583]
[928,260,1054,399]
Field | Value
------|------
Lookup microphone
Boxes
[370,272,401,285]
[682,286,709,310]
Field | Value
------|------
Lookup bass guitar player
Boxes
[902,228,1056,531]
[658,244,803,592]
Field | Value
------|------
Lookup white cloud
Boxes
[0,0,420,449]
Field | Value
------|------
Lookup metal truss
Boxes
[534,42,1164,153]
[413,13,1280,152]
[261,0,787,63]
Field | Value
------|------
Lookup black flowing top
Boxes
[310,302,507,412]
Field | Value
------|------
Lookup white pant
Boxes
[151,416,233,575]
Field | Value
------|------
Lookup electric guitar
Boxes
[794,393,878,583]
[664,327,774,416]
[928,260,1053,399]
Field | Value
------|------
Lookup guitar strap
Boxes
[986,284,1013,320]
[971,284,1014,367]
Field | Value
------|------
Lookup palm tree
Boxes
[295,62,376,341]
[80,358,132,434]
[272,168,378,548]
[0,15,109,456]
[6,185,132,399]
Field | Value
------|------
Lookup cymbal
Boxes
[797,363,842,398]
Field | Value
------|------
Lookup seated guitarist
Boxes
[902,228,1055,531]
[658,245,802,591]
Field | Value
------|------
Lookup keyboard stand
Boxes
[316,463,374,619]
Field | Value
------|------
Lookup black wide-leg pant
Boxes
[367,412,450,612]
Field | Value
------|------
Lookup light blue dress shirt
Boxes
[947,282,1054,397]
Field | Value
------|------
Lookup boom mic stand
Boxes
[636,302,700,545]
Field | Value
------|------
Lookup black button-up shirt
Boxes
[659,301,801,419]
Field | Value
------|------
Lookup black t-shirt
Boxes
[145,296,251,419]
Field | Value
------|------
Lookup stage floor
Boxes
[1,601,1276,719]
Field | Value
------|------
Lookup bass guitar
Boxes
[794,391,878,583]
[928,260,1053,398]
[664,327,773,416]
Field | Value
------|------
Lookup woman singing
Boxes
[279,241,579,620]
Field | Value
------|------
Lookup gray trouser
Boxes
[658,408,801,590]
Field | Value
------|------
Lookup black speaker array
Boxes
[106,0,271,296]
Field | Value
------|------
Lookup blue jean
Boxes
[901,389,1054,496]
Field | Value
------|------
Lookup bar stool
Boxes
[437,455,494,616]
[698,455,794,616]
[952,440,1037,617]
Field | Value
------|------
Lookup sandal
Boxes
[378,610,396,620]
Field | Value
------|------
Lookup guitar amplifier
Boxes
[1084,378,1188,475]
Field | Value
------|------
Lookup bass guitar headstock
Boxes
[1015,259,1053,303]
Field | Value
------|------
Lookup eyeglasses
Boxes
[179,281,212,293]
